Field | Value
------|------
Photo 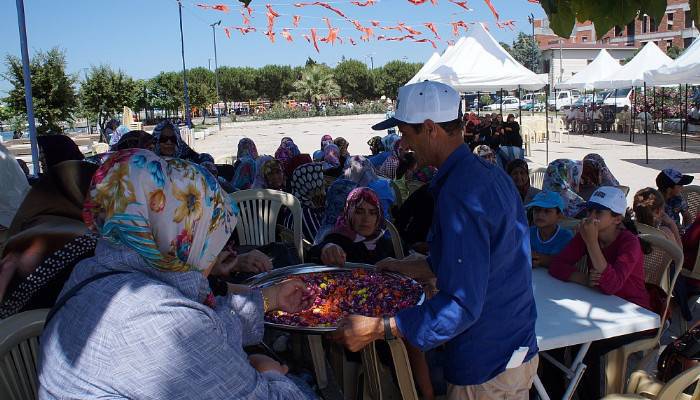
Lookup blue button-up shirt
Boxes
[394,145,538,386]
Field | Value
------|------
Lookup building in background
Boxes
[534,0,699,86]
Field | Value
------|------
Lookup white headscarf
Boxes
[0,143,30,228]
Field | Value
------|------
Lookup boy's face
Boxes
[671,184,683,196]
[532,207,561,228]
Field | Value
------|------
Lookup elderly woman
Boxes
[367,136,384,156]
[152,120,199,162]
[506,159,540,204]
[285,163,327,243]
[472,144,497,165]
[38,150,315,399]
[543,159,585,218]
[252,156,286,191]
[321,144,343,178]
[308,187,394,267]
[579,153,620,200]
[274,138,301,173]
[232,138,259,190]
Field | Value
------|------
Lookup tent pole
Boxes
[518,85,522,127]
[14,0,39,174]
[653,86,657,134]
[545,85,550,164]
[644,82,648,164]
[477,91,480,117]
[500,88,503,116]
[554,88,558,120]
[661,87,664,134]
[631,86,636,143]
[679,84,683,151]
[685,84,689,151]
[531,87,535,116]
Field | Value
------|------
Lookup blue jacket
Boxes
[394,145,538,385]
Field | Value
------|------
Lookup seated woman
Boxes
[312,135,333,162]
[314,179,358,244]
[472,144,497,165]
[252,156,286,191]
[151,120,199,162]
[308,188,394,266]
[579,153,619,200]
[333,137,350,167]
[548,186,652,399]
[633,187,682,245]
[506,159,540,204]
[321,144,343,178]
[274,138,301,174]
[498,114,524,166]
[285,163,326,243]
[543,159,585,218]
[37,134,85,173]
[39,149,316,399]
[343,156,395,221]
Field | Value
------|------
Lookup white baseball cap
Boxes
[586,186,627,215]
[372,81,462,130]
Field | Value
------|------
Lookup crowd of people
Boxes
[0,79,699,400]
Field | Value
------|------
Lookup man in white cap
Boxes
[332,81,538,399]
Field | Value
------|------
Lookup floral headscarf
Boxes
[543,159,585,218]
[232,158,256,190]
[152,120,185,159]
[320,179,358,230]
[322,144,341,170]
[290,163,325,209]
[367,136,385,154]
[252,156,284,190]
[411,166,437,184]
[329,188,386,250]
[236,138,258,160]
[382,134,401,153]
[83,149,236,272]
[583,153,619,186]
[333,137,349,157]
[344,155,378,187]
[321,134,333,150]
[274,138,300,171]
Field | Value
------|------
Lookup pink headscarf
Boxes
[329,188,385,250]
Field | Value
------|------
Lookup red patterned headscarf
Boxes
[330,188,385,249]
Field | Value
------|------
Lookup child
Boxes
[656,168,694,232]
[633,187,682,246]
[526,191,574,268]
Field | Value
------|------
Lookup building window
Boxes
[650,16,657,32]
[543,59,551,74]
[667,39,673,49]
[627,21,636,36]
[582,36,588,42]
[686,10,693,28]
[615,25,623,36]
[643,15,648,33]
[668,12,674,29]
[685,37,693,48]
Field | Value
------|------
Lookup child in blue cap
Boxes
[526,191,574,267]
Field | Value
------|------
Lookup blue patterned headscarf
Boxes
[314,178,358,244]
[543,159,585,218]
[152,120,185,159]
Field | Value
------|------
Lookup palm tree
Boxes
[292,65,341,111]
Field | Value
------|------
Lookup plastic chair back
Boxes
[384,220,404,259]
[0,309,49,400]
[529,167,546,190]
[681,185,700,226]
[230,189,303,260]
[617,185,630,197]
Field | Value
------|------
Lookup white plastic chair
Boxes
[384,220,405,259]
[0,309,49,400]
[529,167,547,190]
[229,189,304,261]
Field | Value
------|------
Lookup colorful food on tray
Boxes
[265,269,423,328]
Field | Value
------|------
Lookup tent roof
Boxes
[645,36,700,85]
[594,42,672,89]
[556,49,622,90]
[423,23,547,91]
[407,52,441,85]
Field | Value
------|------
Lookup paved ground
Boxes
[192,114,700,206]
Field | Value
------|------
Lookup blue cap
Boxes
[526,191,565,212]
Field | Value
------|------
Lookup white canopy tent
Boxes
[556,49,622,90]
[406,52,441,85]
[594,42,672,89]
[645,36,700,85]
[423,23,547,91]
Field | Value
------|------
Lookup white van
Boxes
[547,90,581,111]
[603,87,634,110]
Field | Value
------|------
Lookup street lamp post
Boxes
[210,20,222,130]
[177,0,192,128]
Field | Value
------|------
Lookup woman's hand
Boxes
[262,279,313,313]
[580,217,599,246]
[588,270,602,287]
[321,243,346,267]
[248,354,289,375]
[376,257,435,283]
[234,250,273,274]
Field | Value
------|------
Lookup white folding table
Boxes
[532,268,659,400]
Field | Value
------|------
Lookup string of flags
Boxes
[195,0,513,52]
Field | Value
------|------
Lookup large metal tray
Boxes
[248,263,425,333]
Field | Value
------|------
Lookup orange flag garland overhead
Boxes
[447,0,470,10]
[450,20,469,36]
[483,0,499,20]
[224,27,231,38]
[294,2,348,18]
[196,3,230,12]
[350,0,376,5]
[496,19,516,30]
[293,15,301,27]
[282,28,294,41]
[423,22,441,39]
[310,28,320,52]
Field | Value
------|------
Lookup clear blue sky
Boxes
[0,0,545,94]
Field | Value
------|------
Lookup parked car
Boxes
[603,87,634,111]
[482,96,522,112]
[547,89,581,111]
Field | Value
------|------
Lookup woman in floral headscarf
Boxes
[473,144,497,165]
[579,153,620,200]
[333,137,350,166]
[39,149,315,400]
[308,187,394,267]
[543,159,585,218]
[312,135,333,161]
[314,179,358,244]
[231,138,259,190]
[321,143,343,178]
[151,120,199,162]
[252,156,286,191]
[284,163,327,243]
[274,138,301,173]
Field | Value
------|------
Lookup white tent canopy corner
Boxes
[407,52,441,85]
[423,22,547,91]
[556,49,622,90]
[645,35,700,86]
[594,42,672,89]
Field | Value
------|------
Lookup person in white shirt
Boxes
[616,105,632,133]
[592,108,603,133]
[689,105,700,124]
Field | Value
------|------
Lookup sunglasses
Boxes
[159,135,176,144]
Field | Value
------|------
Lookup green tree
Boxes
[291,65,340,110]
[334,59,375,102]
[187,67,217,124]
[79,65,135,139]
[219,66,258,105]
[131,79,156,122]
[667,45,682,59]
[511,33,541,72]
[150,71,183,117]
[255,65,295,101]
[3,48,77,134]
[375,61,421,99]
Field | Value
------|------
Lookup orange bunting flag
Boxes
[282,28,293,42]
[303,34,311,43]
[311,28,320,52]
[234,26,257,34]
[527,0,539,3]
[244,5,253,16]
[371,20,381,27]
[320,17,339,45]
[266,4,279,41]
[484,0,499,20]
[294,2,347,18]
[196,3,230,12]
[293,15,301,27]
[351,0,376,5]
[350,20,363,30]
[407,0,430,4]
[265,30,276,43]
[382,24,404,32]
[360,27,374,41]
[424,22,441,39]
[447,0,470,10]
[240,11,250,25]
[413,38,438,48]
[450,20,469,36]
[431,0,438,4]
[384,34,415,41]
[224,27,231,38]
[400,23,423,36]
[349,37,357,45]
[496,19,516,30]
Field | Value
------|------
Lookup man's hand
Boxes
[234,250,272,274]
[376,257,435,283]
[248,354,289,375]
[329,315,384,352]
[262,279,313,313]
[580,217,599,246]
[532,252,553,268]
[321,243,346,267]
